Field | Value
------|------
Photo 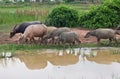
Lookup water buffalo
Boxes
[84,28,119,44]
[58,31,81,45]
[42,26,57,44]
[43,27,71,44]
[19,24,47,44]
[10,21,42,38]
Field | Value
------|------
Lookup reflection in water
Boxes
[18,53,47,69]
[48,49,79,66]
[16,49,80,69]
[0,47,120,79]
[86,48,120,64]
[0,58,15,68]
[0,52,12,58]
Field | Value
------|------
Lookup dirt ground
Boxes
[71,28,97,43]
[0,28,98,44]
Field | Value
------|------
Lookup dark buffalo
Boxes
[10,21,42,38]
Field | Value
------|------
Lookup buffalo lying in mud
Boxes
[10,21,42,38]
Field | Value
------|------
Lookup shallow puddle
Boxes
[0,47,120,79]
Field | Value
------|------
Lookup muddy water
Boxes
[0,47,120,79]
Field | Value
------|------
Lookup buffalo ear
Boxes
[13,24,17,30]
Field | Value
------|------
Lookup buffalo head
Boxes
[10,25,17,38]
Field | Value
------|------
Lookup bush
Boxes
[78,0,120,29]
[45,5,79,27]
[64,0,75,3]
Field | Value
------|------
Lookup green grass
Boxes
[0,4,54,32]
[0,41,120,52]
[0,44,80,51]
[0,3,92,32]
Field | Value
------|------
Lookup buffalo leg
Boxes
[113,38,118,45]
[109,38,112,44]
[97,38,100,44]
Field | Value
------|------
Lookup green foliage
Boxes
[78,0,120,29]
[45,5,79,27]
[3,0,12,3]
[64,0,75,3]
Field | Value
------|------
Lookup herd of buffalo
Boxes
[10,21,120,45]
